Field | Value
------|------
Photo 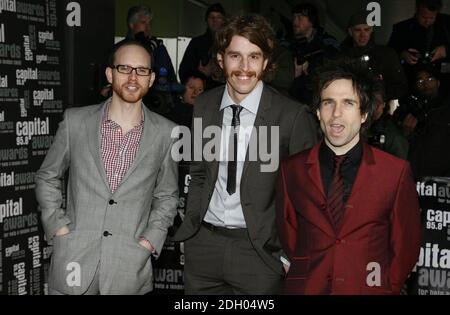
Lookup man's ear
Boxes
[316,109,321,121]
[148,71,156,88]
[361,112,368,124]
[106,67,113,84]
[216,53,224,69]
[348,27,353,37]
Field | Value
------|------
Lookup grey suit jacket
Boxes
[35,100,178,295]
[174,84,318,275]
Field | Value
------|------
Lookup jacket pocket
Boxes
[286,256,310,280]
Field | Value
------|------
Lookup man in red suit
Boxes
[276,62,422,295]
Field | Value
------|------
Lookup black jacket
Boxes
[121,33,178,84]
[340,38,408,100]
[409,101,450,178]
[388,13,450,57]
[286,27,340,104]
[388,13,450,83]
[178,30,222,90]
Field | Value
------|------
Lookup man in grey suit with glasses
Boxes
[35,40,178,295]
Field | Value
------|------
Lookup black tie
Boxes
[227,105,243,195]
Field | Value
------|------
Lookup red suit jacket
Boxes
[276,142,421,295]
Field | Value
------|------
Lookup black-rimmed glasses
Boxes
[112,65,152,76]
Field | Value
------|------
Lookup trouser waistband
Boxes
[201,221,248,238]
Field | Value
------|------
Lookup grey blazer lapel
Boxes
[86,102,109,190]
[242,85,272,177]
[204,88,225,184]
[119,105,160,186]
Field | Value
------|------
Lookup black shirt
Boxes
[319,141,363,204]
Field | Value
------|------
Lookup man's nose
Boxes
[332,104,343,117]
[128,69,139,79]
[240,58,249,71]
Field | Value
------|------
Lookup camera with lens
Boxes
[397,94,431,135]
[367,132,387,150]
[200,52,212,67]
[292,37,324,65]
[358,54,384,81]
[145,67,185,115]
[360,54,375,72]
[415,51,433,65]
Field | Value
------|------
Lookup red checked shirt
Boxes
[101,104,144,193]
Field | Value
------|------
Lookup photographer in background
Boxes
[102,5,179,106]
[286,3,340,104]
[368,83,409,159]
[388,0,450,88]
[341,12,408,101]
[179,3,226,90]
[124,5,177,84]
[397,67,450,177]
[397,66,446,138]
[163,71,206,129]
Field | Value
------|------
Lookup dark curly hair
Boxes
[311,59,380,135]
[213,14,277,82]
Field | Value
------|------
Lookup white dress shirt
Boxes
[203,81,264,228]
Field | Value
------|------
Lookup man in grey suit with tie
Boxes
[174,14,318,294]
[35,40,178,295]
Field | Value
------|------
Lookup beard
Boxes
[112,81,149,104]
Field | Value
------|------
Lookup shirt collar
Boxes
[102,98,145,126]
[320,139,363,166]
[219,81,263,115]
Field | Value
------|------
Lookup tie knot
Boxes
[230,105,243,127]
[333,155,346,169]
[230,105,243,116]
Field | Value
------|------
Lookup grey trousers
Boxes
[184,223,283,295]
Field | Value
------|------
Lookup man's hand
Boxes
[55,225,70,237]
[283,263,290,275]
[198,60,213,77]
[139,238,155,253]
[431,45,447,62]
[294,59,309,78]
[402,113,418,137]
[401,48,419,65]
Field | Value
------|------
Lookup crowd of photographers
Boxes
[110,0,450,180]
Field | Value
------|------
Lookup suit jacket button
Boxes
[109,199,115,205]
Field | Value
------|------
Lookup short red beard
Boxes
[112,81,148,104]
